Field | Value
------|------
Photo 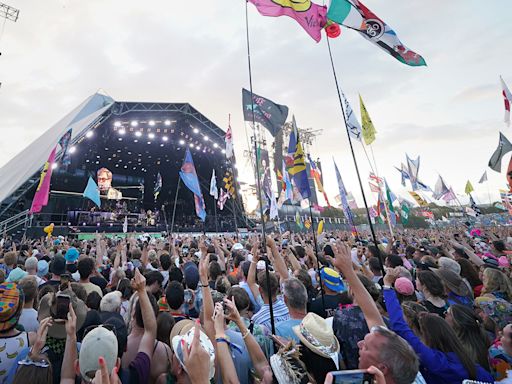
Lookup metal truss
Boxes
[0,3,19,22]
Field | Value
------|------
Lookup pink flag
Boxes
[441,187,457,203]
[248,0,327,42]
[501,76,512,127]
[30,147,57,214]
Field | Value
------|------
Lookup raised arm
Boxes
[131,268,157,358]
[60,305,77,384]
[266,236,288,282]
[247,242,261,302]
[212,303,240,384]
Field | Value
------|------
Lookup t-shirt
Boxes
[39,279,60,290]
[81,281,104,298]
[19,308,39,333]
[252,298,289,331]
[421,300,449,318]
[310,293,342,318]
[90,275,108,291]
[120,351,150,384]
[275,318,302,343]
[333,306,369,369]
[225,329,253,384]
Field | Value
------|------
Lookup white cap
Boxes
[171,327,215,380]
[79,327,118,380]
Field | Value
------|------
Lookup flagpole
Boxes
[326,37,386,277]
[245,0,275,335]
[213,197,219,234]
[170,178,181,236]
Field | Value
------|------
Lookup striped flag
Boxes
[469,195,481,217]
[285,116,311,199]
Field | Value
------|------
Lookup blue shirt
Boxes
[239,281,261,312]
[251,298,289,332]
[275,318,302,342]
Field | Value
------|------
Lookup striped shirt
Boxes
[251,298,290,331]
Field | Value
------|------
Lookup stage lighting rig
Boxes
[0,3,19,22]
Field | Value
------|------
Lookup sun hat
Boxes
[438,257,461,275]
[79,326,118,380]
[49,255,66,276]
[64,247,80,263]
[394,277,415,296]
[0,282,24,332]
[270,341,311,384]
[434,268,470,297]
[319,267,345,292]
[232,243,244,251]
[171,325,215,380]
[37,260,49,278]
[292,312,340,368]
[38,288,87,339]
[6,267,28,283]
[169,319,195,346]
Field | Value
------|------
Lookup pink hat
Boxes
[498,256,509,268]
[395,277,415,296]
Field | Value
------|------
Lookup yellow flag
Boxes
[317,219,324,235]
[465,180,474,195]
[408,191,428,207]
[304,218,312,229]
[359,95,377,145]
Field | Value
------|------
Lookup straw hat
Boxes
[434,268,470,297]
[293,313,340,362]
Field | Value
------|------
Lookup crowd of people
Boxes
[0,225,510,383]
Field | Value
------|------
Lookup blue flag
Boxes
[285,116,311,199]
[179,149,206,221]
[83,177,101,207]
[334,160,356,233]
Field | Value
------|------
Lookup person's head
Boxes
[100,291,122,313]
[24,257,38,275]
[159,253,172,272]
[208,261,222,282]
[492,240,506,253]
[282,278,307,312]
[77,257,95,280]
[401,301,428,335]
[3,251,17,267]
[319,267,345,294]
[416,270,445,298]
[368,257,382,275]
[239,260,251,282]
[86,291,102,311]
[257,270,279,303]
[183,262,199,290]
[145,271,164,296]
[18,276,37,305]
[49,255,66,277]
[70,282,88,302]
[166,281,184,311]
[457,258,482,288]
[350,274,380,303]
[482,268,512,299]
[156,312,175,347]
[214,276,231,294]
[394,277,417,303]
[226,286,250,314]
[169,266,183,283]
[358,326,419,384]
[500,323,512,355]
[12,360,53,384]
[134,294,158,328]
[293,268,314,293]
[385,255,403,268]
[438,257,461,275]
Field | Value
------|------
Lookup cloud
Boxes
[453,84,496,102]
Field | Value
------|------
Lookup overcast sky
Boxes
[1,0,511,209]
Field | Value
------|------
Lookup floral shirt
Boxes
[228,317,273,358]
[333,305,368,369]
[489,339,512,381]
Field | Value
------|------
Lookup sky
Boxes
[1,0,511,210]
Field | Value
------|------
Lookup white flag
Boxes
[209,169,218,200]
[123,216,128,233]
[501,76,512,127]
[218,188,229,210]
[225,123,234,159]
[341,90,362,142]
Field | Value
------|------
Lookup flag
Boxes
[307,154,330,206]
[83,176,101,208]
[369,182,380,193]
[58,128,72,167]
[218,189,229,210]
[30,147,57,214]
[223,171,235,197]
[317,219,324,235]
[269,192,279,220]
[465,180,474,195]
[304,217,312,230]
[242,88,289,137]
[123,216,128,234]
[384,179,396,226]
[327,0,426,67]
[295,211,303,229]
[248,0,327,42]
[179,148,206,221]
[209,169,218,200]
[225,120,234,159]
[469,195,481,217]
[285,116,311,199]
[341,90,362,142]
[279,160,294,203]
[154,172,162,201]
[359,95,376,145]
[401,204,410,225]
[489,132,512,172]
[334,160,357,233]
[421,210,434,219]
[347,192,358,210]
[406,154,420,190]
[441,187,457,203]
[478,171,488,184]
[395,163,410,187]
[501,76,512,126]
[408,191,428,207]
[416,180,432,193]
[434,175,450,200]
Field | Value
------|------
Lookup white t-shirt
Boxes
[19,308,39,333]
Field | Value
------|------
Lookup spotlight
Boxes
[148,120,156,126]
[135,131,142,137]
[204,136,209,141]
[179,139,185,145]
[196,144,201,150]
[222,149,226,154]
[118,138,123,141]
[160,143,164,147]
[131,120,138,127]
[162,136,168,142]
[164,120,171,126]
[119,129,126,135]
[147,141,152,145]
[114,121,122,128]
[189,143,194,148]
[134,139,138,143]
[148,133,155,139]
[85,131,93,138]
[69,146,76,154]
[51,163,58,170]
[213,143,218,148]
[193,128,199,134]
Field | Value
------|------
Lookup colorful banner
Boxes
[242,88,289,136]
[286,116,311,199]
[179,148,206,221]
[334,160,357,233]
[359,95,376,145]
[408,191,428,207]
[30,147,57,214]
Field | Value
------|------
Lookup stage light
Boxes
[114,121,122,127]
[118,138,123,141]
[69,146,76,154]
[193,128,199,134]
[161,136,167,142]
[148,133,155,139]
[213,143,218,148]
[86,131,93,138]
[189,143,194,148]
[160,143,164,147]
[204,136,209,141]
[179,139,185,145]
[222,149,226,154]
[196,144,201,150]
[119,129,126,135]
[147,141,151,145]
[83,223,86,226]
[135,131,142,137]
[51,163,58,170]
[134,139,138,143]
[149,120,156,126]
[131,120,138,127]
[164,120,171,126]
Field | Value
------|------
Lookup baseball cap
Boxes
[171,326,215,380]
[37,260,49,277]
[394,277,415,296]
[319,267,345,292]
[79,326,118,380]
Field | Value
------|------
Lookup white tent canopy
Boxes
[0,92,114,204]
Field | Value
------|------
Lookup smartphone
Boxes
[54,295,71,320]
[330,370,375,384]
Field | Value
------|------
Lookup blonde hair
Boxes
[482,268,512,300]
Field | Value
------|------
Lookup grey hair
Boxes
[371,326,419,384]
[282,278,307,311]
